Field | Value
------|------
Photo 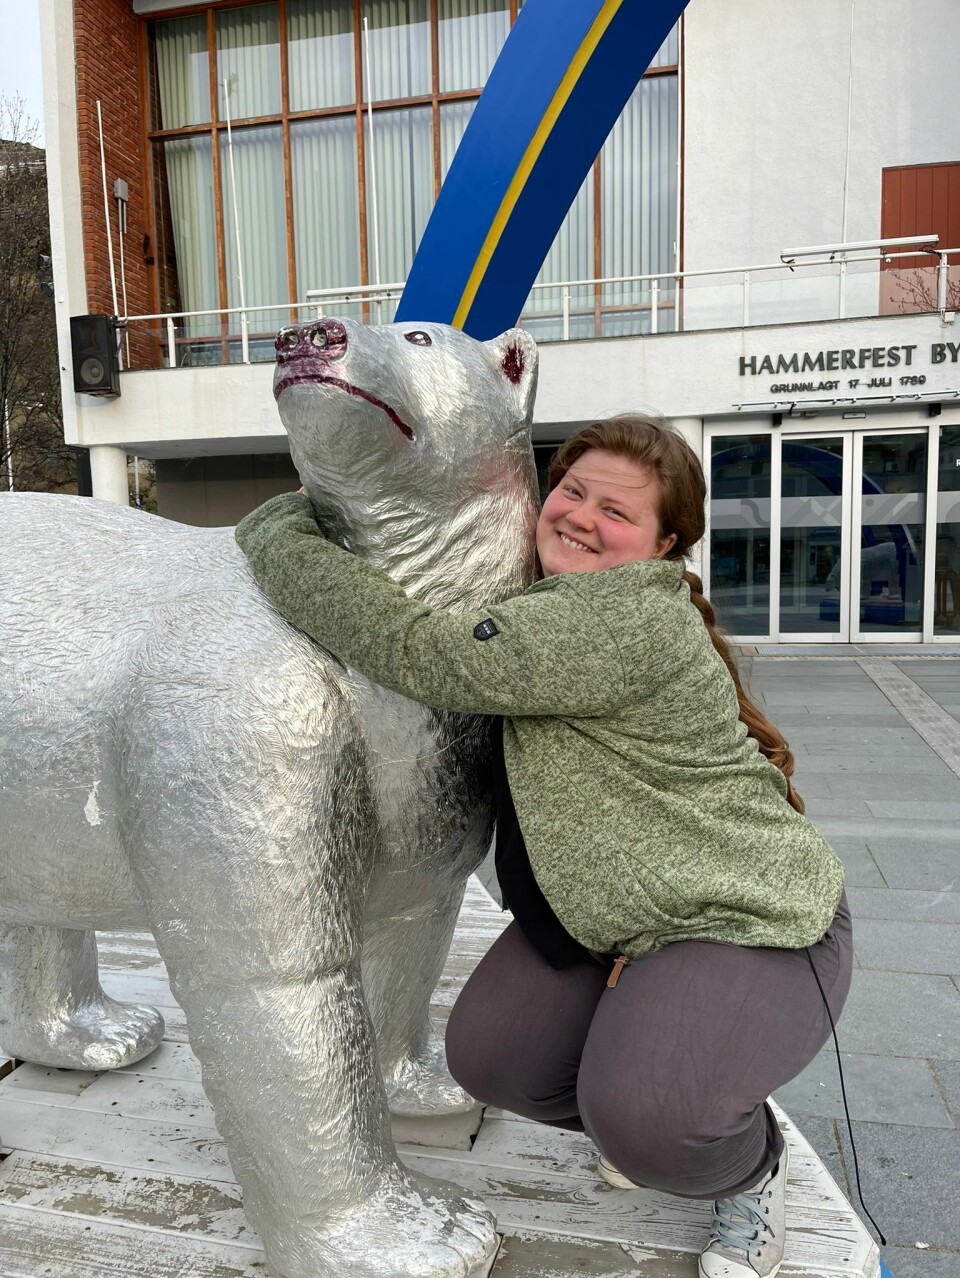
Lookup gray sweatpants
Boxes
[445,894,852,1199]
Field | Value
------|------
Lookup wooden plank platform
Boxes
[0,879,879,1278]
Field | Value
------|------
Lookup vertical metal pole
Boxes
[116,195,131,367]
[769,429,782,642]
[741,270,750,326]
[650,279,659,334]
[839,432,854,642]
[562,285,570,341]
[937,251,949,314]
[922,422,939,643]
[675,273,683,332]
[838,258,847,319]
[849,431,864,642]
[166,317,177,367]
[703,424,713,601]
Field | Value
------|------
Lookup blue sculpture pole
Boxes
[397,0,690,339]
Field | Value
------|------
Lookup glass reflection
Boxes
[858,434,926,632]
[153,15,211,130]
[780,438,844,634]
[361,0,430,100]
[287,0,354,111]
[935,426,960,635]
[710,436,771,635]
[216,4,281,120]
[438,0,509,93]
[219,125,287,338]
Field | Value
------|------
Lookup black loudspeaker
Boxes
[70,314,121,397]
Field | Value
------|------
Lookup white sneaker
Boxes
[597,1154,643,1190]
[699,1144,789,1278]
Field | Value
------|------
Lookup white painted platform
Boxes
[0,879,879,1278]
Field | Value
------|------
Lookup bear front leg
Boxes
[123,726,497,1278]
[363,878,480,1119]
[0,923,164,1070]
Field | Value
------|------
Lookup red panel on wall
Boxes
[880,162,960,313]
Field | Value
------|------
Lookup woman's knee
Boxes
[443,999,508,1104]
[580,1082,765,1197]
[445,1007,579,1120]
[444,922,601,1122]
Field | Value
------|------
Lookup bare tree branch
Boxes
[890,264,960,317]
[0,93,76,493]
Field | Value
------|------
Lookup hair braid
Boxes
[682,572,804,813]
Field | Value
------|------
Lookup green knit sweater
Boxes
[236,493,844,958]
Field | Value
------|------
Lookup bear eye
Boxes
[404,330,432,346]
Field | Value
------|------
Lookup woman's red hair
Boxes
[549,416,804,813]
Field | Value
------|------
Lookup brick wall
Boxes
[74,0,158,368]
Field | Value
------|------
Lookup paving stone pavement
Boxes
[746,656,960,1278]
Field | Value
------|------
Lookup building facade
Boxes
[39,0,960,643]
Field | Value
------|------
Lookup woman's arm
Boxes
[236,493,625,718]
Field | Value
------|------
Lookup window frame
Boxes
[141,0,680,344]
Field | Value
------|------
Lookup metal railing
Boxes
[119,242,959,371]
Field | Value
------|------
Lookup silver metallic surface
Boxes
[0,318,539,1278]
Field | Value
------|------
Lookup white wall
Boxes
[39,0,87,448]
[86,311,960,456]
[682,0,960,322]
[684,0,960,263]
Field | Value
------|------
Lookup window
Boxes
[146,2,679,361]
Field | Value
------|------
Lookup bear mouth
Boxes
[274,372,415,441]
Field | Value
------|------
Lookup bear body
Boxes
[0,318,540,1278]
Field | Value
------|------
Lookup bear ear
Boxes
[485,327,539,411]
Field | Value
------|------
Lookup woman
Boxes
[236,415,850,1278]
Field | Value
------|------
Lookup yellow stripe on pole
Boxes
[450,0,626,331]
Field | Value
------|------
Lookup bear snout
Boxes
[275,319,349,364]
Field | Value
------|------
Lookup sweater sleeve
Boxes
[236,493,625,717]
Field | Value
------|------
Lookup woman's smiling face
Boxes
[536,449,677,577]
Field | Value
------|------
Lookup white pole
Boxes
[96,101,121,363]
[840,0,855,244]
[89,445,129,505]
[363,17,382,313]
[937,251,949,313]
[166,316,177,368]
[223,78,248,354]
[117,200,131,367]
[838,258,847,319]
[133,455,141,507]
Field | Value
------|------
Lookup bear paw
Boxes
[272,1171,498,1278]
[3,995,164,1071]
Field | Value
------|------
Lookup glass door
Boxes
[779,434,851,640]
[851,430,927,641]
[707,424,936,644]
[708,434,772,638]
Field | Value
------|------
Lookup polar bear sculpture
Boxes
[0,318,540,1278]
